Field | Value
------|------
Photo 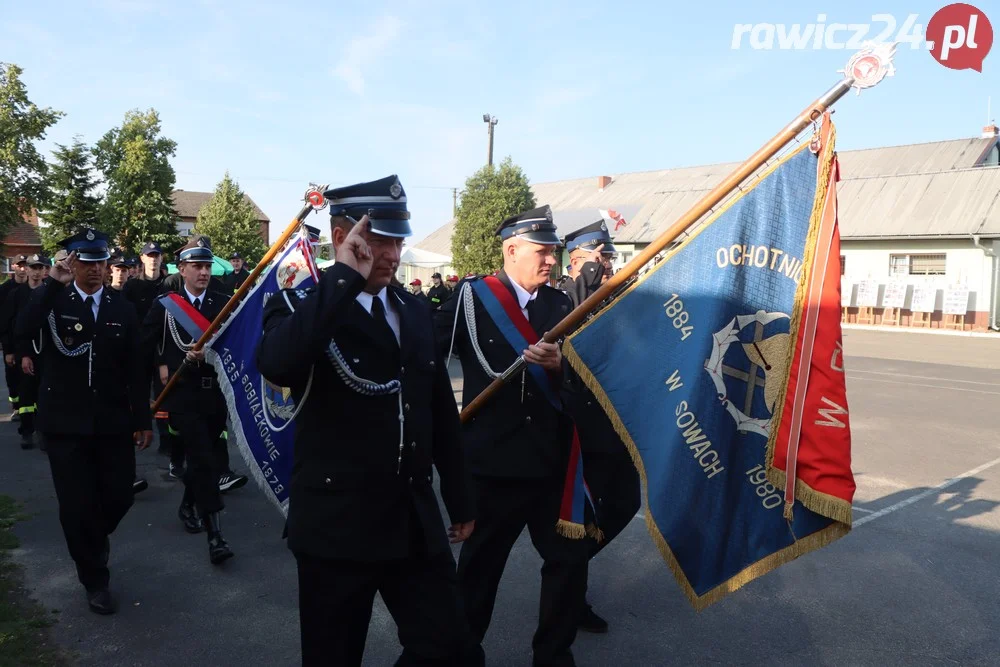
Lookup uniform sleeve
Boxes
[141,297,167,369]
[14,278,62,343]
[430,330,475,526]
[256,261,367,388]
[0,289,18,352]
[125,301,152,432]
[432,279,467,360]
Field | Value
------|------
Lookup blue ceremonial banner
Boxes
[564,140,851,609]
[205,230,319,514]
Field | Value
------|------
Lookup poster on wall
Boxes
[943,285,970,315]
[856,280,879,308]
[882,280,907,308]
[910,285,937,313]
[841,278,852,307]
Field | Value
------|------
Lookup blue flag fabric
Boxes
[205,231,319,514]
[564,143,849,609]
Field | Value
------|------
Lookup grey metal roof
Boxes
[419,137,1000,247]
[413,218,456,255]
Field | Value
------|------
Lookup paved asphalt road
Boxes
[3,327,1000,666]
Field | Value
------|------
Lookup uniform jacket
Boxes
[223,268,251,294]
[558,265,626,455]
[15,278,151,436]
[256,262,474,562]
[123,275,166,324]
[426,284,450,309]
[433,270,574,479]
[141,288,227,416]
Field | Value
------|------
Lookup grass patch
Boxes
[0,495,71,667]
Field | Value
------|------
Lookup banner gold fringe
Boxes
[563,135,852,610]
[556,519,587,539]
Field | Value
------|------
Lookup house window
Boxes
[889,253,946,276]
[839,255,845,276]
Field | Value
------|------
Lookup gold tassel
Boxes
[586,524,605,543]
[783,502,795,522]
[555,519,587,540]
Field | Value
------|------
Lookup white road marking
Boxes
[846,375,1000,396]
[849,368,1000,388]
[856,475,911,490]
[851,507,875,514]
[854,455,1000,527]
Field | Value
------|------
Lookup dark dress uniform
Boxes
[434,205,588,667]
[559,222,642,631]
[15,229,150,614]
[5,258,48,447]
[223,265,251,294]
[0,257,27,415]
[256,175,477,667]
[142,238,234,564]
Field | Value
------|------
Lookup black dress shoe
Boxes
[20,432,34,449]
[87,588,116,615]
[133,477,148,494]
[178,503,204,533]
[579,604,608,633]
[204,512,233,565]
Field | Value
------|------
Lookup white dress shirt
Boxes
[508,276,538,320]
[74,283,103,321]
[355,288,401,344]
[185,286,206,309]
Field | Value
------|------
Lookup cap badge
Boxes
[196,237,206,248]
[545,208,553,222]
[601,222,607,231]
[86,229,95,241]
[389,178,403,199]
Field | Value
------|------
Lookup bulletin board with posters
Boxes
[909,284,937,327]
[855,279,878,324]
[943,284,969,330]
[881,280,906,326]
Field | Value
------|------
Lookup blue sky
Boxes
[4,0,998,245]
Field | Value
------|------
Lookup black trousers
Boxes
[584,447,641,559]
[458,476,588,667]
[45,433,136,591]
[295,548,477,667]
[170,411,227,515]
[5,361,20,413]
[16,366,38,436]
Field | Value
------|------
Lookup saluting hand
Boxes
[335,215,374,279]
[51,251,75,285]
[584,244,605,265]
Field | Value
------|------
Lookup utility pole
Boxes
[483,114,498,166]
[452,188,458,217]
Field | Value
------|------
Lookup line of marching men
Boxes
[0,234,253,615]
[1,177,642,666]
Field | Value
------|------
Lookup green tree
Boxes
[192,172,268,264]
[93,108,180,254]
[0,63,64,242]
[451,157,535,275]
[40,137,102,253]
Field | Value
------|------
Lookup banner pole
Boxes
[151,194,323,414]
[459,72,867,423]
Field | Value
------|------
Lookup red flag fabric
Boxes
[767,112,855,525]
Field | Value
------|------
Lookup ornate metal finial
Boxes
[305,183,329,211]
[838,42,897,95]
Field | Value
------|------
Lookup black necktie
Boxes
[84,295,96,326]
[370,296,397,345]
[193,297,201,311]
[526,298,539,329]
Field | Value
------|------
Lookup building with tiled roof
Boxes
[2,208,43,272]
[171,190,270,243]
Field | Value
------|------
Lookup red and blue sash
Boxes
[470,276,599,540]
[159,293,211,341]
